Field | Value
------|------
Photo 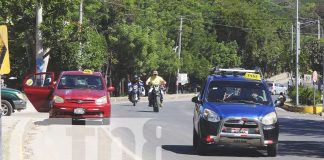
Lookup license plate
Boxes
[231,128,249,134]
[74,108,85,114]
[233,138,247,143]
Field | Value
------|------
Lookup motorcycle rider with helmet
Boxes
[145,70,167,106]
[128,75,144,102]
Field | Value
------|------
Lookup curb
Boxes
[280,103,324,115]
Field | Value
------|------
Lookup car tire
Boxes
[193,128,197,149]
[1,100,13,116]
[193,129,206,155]
[102,118,110,125]
[267,143,278,157]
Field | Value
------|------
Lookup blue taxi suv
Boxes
[192,68,279,157]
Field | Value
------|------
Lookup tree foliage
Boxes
[1,0,324,93]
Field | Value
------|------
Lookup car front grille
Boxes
[224,119,258,128]
[221,118,260,134]
[65,99,95,104]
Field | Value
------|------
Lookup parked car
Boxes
[267,81,287,95]
[23,70,115,124]
[1,87,27,116]
[192,68,279,157]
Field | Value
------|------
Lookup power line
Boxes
[211,23,321,37]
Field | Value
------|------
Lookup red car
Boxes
[23,70,115,124]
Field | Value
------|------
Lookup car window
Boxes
[207,81,271,105]
[25,73,52,87]
[57,75,104,90]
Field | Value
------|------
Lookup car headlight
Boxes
[53,96,64,103]
[95,96,107,105]
[261,112,277,125]
[203,108,220,122]
[15,92,25,100]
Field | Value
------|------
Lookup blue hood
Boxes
[204,102,275,119]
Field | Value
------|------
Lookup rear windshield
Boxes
[57,75,104,90]
[207,81,271,105]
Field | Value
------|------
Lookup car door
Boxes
[23,72,54,112]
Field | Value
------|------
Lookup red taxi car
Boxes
[23,70,114,124]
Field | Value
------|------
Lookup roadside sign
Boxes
[304,74,312,84]
[177,73,188,84]
[0,25,10,74]
[313,71,318,83]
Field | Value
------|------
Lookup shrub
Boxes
[287,86,321,105]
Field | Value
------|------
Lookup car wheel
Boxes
[102,118,110,125]
[193,128,197,149]
[1,100,13,116]
[193,129,207,155]
[267,143,278,157]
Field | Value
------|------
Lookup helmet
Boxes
[133,75,139,81]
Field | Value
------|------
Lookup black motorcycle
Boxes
[129,84,139,106]
[150,85,162,112]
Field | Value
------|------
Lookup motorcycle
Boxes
[150,85,162,112]
[129,84,139,106]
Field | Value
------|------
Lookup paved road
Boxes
[2,95,324,160]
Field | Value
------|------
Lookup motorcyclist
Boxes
[145,70,167,106]
[128,75,144,102]
[276,92,286,107]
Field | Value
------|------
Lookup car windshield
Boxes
[207,81,271,105]
[57,75,104,90]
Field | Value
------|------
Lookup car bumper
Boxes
[198,117,279,147]
[13,100,27,110]
[50,103,111,118]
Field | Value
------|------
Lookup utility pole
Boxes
[291,25,294,79]
[78,0,83,70]
[176,16,183,94]
[36,3,49,73]
[296,0,300,106]
[319,18,324,116]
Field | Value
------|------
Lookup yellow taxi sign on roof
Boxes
[244,73,261,81]
[83,69,93,74]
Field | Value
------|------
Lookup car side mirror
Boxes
[192,96,201,104]
[107,86,115,92]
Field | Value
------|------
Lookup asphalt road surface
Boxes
[2,95,324,160]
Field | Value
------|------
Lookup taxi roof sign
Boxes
[83,69,93,74]
[244,73,261,81]
[0,25,10,74]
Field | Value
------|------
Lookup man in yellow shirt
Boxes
[146,70,167,106]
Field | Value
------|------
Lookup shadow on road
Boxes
[136,110,156,113]
[279,117,324,137]
[278,117,324,158]
[34,118,104,126]
[120,104,137,107]
[278,140,324,158]
[162,145,265,157]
